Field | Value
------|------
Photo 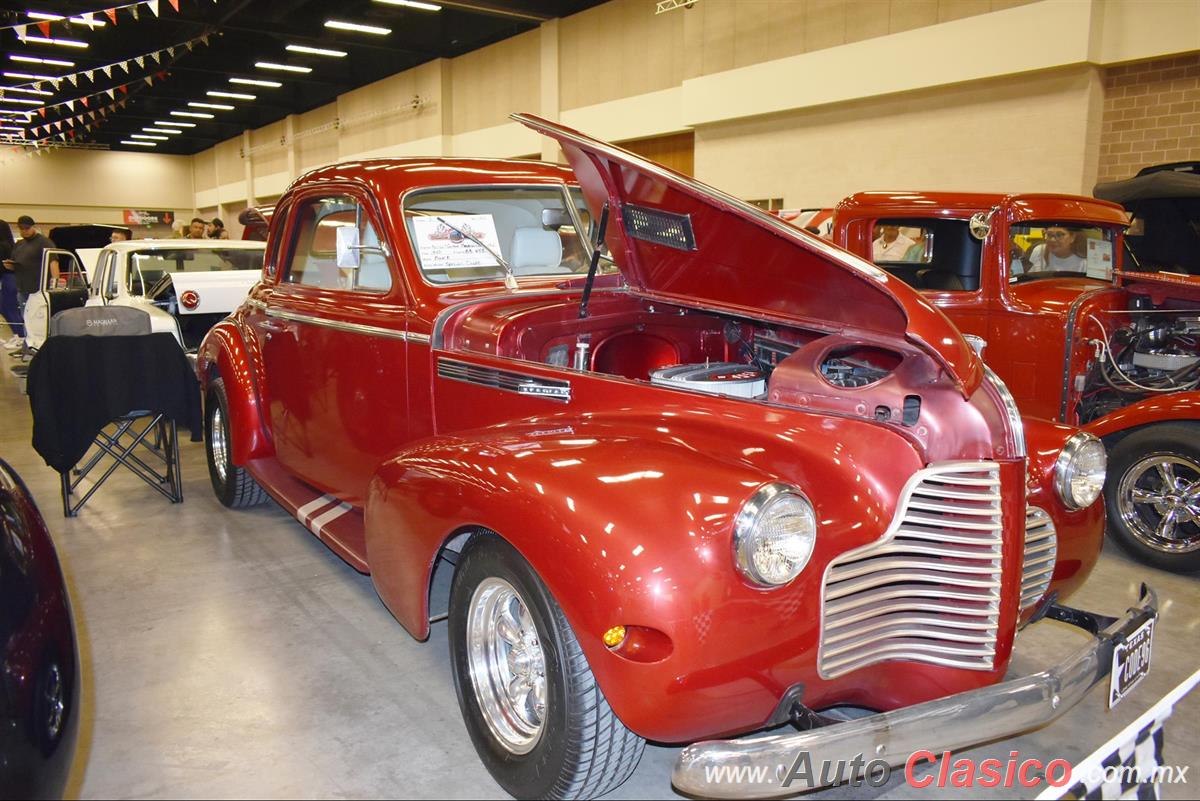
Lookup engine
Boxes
[1080,309,1200,422]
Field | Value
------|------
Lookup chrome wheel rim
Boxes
[43,663,64,741]
[465,577,547,755]
[210,405,228,483]
[1117,454,1200,554]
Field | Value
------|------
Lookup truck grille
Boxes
[819,462,1004,678]
[1021,506,1057,612]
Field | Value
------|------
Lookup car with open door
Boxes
[84,239,265,355]
[197,116,1155,799]
[829,191,1200,572]
[21,249,90,352]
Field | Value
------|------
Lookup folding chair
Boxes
[26,307,200,517]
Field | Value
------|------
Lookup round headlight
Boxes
[733,484,817,587]
[1055,432,1107,510]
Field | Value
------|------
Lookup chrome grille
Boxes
[819,461,1004,678]
[1021,506,1057,612]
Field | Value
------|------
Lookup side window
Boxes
[871,220,981,292]
[284,196,392,293]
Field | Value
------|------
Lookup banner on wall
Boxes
[124,209,175,226]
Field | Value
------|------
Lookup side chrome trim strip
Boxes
[247,298,428,344]
[437,357,571,402]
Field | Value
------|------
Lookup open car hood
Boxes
[512,113,982,394]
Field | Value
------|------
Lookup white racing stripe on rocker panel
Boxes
[309,502,354,538]
[297,494,339,528]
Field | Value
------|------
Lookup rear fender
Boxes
[196,319,271,463]
[1084,392,1200,441]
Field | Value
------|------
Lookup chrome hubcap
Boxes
[210,405,228,483]
[43,663,64,740]
[1118,454,1200,554]
[466,577,547,754]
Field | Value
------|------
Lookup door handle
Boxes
[259,319,288,333]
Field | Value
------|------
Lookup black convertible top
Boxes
[1094,162,1200,275]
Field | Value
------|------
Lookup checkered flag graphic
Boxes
[1062,714,1167,800]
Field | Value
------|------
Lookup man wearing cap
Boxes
[7,216,58,348]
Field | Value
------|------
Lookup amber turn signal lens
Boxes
[602,626,627,648]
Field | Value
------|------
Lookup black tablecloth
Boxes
[27,333,202,473]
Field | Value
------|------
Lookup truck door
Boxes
[23,249,88,349]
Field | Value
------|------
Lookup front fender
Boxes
[364,416,914,742]
[196,319,271,464]
[1023,417,1104,604]
[1084,391,1200,440]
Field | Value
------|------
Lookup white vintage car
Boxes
[22,239,265,352]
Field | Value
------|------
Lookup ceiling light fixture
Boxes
[0,97,43,106]
[285,44,348,58]
[121,139,156,147]
[143,127,182,134]
[324,20,391,35]
[3,71,58,82]
[27,11,106,28]
[21,36,89,49]
[254,61,312,73]
[157,119,195,127]
[170,110,214,118]
[0,126,25,133]
[229,77,282,88]
[189,101,235,110]
[9,54,75,67]
[207,90,256,100]
[131,134,167,140]
[373,0,442,10]
[1,86,53,96]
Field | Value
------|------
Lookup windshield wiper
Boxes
[436,216,517,290]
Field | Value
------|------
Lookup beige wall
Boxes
[697,66,1104,207]
[0,148,193,227]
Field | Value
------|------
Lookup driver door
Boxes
[23,249,89,349]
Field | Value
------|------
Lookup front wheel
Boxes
[449,533,644,799]
[205,377,267,508]
[1105,423,1200,572]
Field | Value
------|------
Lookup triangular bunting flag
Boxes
[146,0,160,17]
[151,51,161,64]
[66,100,74,111]
[105,88,115,100]
[80,97,89,108]
[102,65,112,78]
[118,61,129,74]
[53,121,61,132]
[135,56,145,69]
[119,99,127,109]
[200,33,211,46]
[105,8,118,24]
[145,76,154,87]
[65,117,74,127]
[82,12,95,26]
[67,75,77,87]
[83,70,94,82]
[169,0,179,11]
[186,41,194,52]
[167,46,175,58]
[13,25,26,41]
[130,6,139,21]
[37,21,51,38]
[118,85,128,95]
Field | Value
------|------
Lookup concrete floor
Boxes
[1,363,1196,800]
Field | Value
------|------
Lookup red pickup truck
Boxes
[829,191,1200,572]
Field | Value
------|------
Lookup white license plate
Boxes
[1109,617,1155,708]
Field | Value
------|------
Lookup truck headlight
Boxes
[733,484,817,587]
[1055,432,1107,510]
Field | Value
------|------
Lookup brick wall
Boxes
[1098,53,1200,184]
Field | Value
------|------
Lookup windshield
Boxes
[404,186,610,284]
[1008,222,1117,282]
[127,248,264,295]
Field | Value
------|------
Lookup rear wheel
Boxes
[205,377,267,508]
[1106,423,1200,573]
[449,533,644,799]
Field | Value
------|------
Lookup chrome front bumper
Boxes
[672,585,1158,799]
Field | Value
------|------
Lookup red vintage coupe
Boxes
[197,116,1156,799]
[830,192,1200,573]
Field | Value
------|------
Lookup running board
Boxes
[246,458,369,573]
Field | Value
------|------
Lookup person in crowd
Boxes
[8,216,57,348]
[872,224,916,262]
[0,221,21,347]
[187,217,207,239]
[902,226,928,262]
[209,218,230,240]
[1027,226,1087,273]
[110,229,130,242]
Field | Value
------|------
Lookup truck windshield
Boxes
[404,186,608,284]
[1009,223,1117,282]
